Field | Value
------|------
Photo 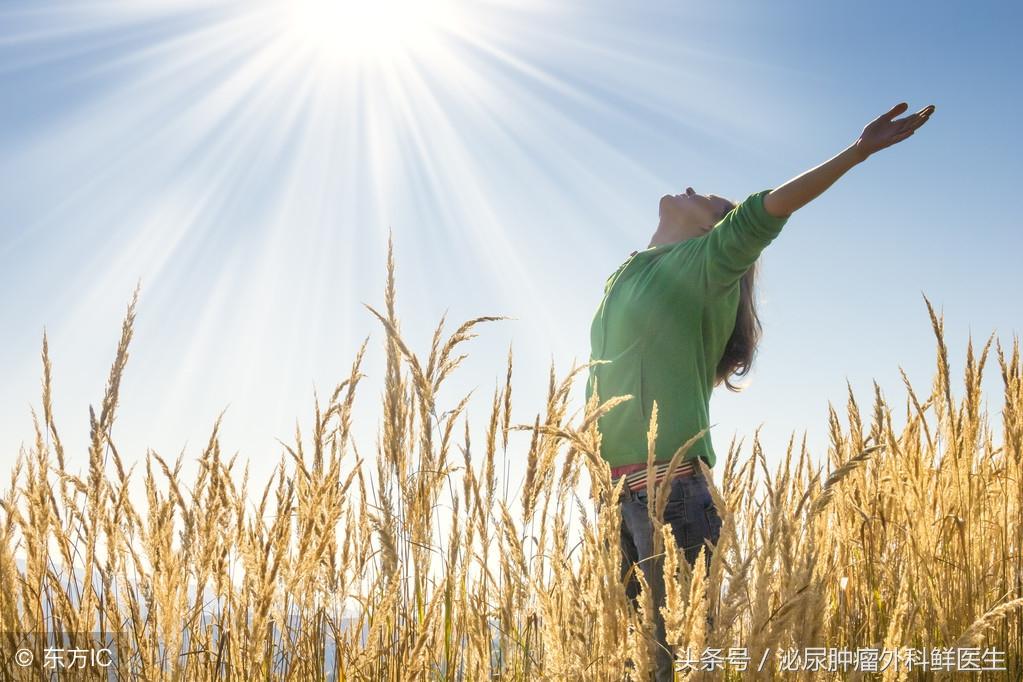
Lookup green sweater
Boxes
[585,189,789,469]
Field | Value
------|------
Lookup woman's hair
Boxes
[713,199,762,392]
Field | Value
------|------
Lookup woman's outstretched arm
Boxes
[763,102,935,218]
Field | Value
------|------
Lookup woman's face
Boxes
[659,187,734,235]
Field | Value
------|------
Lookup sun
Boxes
[280,0,463,65]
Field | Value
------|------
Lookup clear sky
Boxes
[1,0,1020,499]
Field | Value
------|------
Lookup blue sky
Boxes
[1,0,1020,499]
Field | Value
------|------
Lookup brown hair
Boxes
[713,199,762,392]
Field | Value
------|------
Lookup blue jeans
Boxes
[617,472,722,681]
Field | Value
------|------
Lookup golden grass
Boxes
[1,235,1021,680]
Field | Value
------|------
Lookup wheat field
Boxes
[1,237,1021,681]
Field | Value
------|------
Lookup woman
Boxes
[585,102,935,680]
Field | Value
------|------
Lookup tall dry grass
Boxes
[0,235,1020,680]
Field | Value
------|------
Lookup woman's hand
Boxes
[854,102,935,160]
[763,101,935,218]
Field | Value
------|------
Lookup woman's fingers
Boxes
[912,105,935,129]
[883,103,934,131]
[858,102,933,154]
[899,115,923,132]
[879,102,909,121]
[894,106,934,133]
[907,111,933,131]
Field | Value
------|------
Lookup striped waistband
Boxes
[610,459,698,493]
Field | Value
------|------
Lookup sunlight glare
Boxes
[283,0,461,64]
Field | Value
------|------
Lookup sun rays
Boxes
[0,0,766,472]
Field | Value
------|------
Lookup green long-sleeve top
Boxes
[585,189,789,469]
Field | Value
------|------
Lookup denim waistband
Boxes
[611,459,698,493]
